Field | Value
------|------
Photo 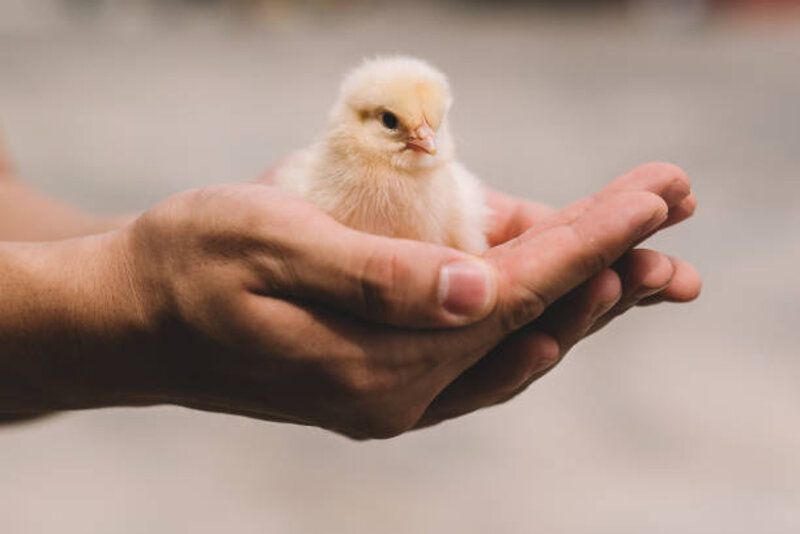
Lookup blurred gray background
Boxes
[1,0,799,532]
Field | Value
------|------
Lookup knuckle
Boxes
[581,246,609,278]
[682,194,697,216]
[344,369,397,400]
[499,287,548,332]
[565,224,609,277]
[325,355,399,402]
[354,406,421,440]
[332,371,425,440]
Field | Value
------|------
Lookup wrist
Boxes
[0,231,161,412]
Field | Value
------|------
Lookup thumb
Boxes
[268,219,498,328]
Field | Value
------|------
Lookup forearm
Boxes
[0,234,154,413]
[0,181,133,242]
[0,136,132,241]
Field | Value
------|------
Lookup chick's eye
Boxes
[380,111,398,130]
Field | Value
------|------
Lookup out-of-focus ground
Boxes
[1,1,799,532]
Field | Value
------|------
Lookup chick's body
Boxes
[274,56,488,254]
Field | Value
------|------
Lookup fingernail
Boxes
[438,259,495,319]
[662,178,690,207]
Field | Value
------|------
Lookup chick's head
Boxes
[328,56,454,172]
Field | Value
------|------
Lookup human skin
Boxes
[0,144,699,438]
[0,141,130,241]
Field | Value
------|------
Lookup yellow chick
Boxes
[274,56,488,253]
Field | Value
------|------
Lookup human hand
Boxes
[419,163,700,425]
[5,163,695,439]
[116,162,691,438]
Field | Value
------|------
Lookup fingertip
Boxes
[636,257,701,305]
[597,267,623,300]
[437,257,497,324]
[639,250,676,292]
[662,177,691,208]
[682,191,697,216]
[634,161,690,187]
[586,268,622,318]
[613,249,675,304]
[614,162,692,209]
[664,257,702,302]
[598,190,668,236]
[512,330,561,376]
[662,192,697,230]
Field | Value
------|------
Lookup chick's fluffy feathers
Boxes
[274,56,488,254]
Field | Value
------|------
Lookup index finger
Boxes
[490,162,692,246]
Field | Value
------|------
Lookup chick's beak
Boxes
[406,123,437,155]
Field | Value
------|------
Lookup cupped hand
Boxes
[418,163,700,425]
[96,162,697,439]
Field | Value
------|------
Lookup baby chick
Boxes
[274,56,488,254]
